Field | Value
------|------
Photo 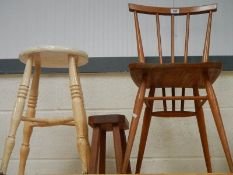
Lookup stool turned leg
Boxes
[193,87,212,173]
[205,79,233,172]
[18,63,41,175]
[113,125,123,173]
[0,59,33,175]
[68,56,91,174]
[122,81,146,173]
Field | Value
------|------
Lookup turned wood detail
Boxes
[0,59,33,175]
[19,60,41,175]
[68,56,91,174]
[1,47,90,175]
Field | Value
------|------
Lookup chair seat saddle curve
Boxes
[122,3,233,173]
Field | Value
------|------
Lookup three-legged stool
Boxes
[0,46,91,175]
[88,114,131,174]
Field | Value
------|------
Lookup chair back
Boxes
[129,3,217,64]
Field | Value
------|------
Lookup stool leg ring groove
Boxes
[0,59,32,175]
[18,63,41,175]
[69,56,91,174]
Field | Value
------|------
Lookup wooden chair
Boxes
[0,46,91,175]
[88,114,131,174]
[122,3,233,173]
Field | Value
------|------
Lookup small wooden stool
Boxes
[88,114,131,174]
[0,46,91,175]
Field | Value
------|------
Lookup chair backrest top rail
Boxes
[129,3,217,15]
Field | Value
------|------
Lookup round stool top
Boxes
[19,45,88,68]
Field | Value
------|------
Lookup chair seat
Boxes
[19,45,88,68]
[129,62,222,88]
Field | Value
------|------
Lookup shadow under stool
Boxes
[0,46,91,175]
[88,114,131,174]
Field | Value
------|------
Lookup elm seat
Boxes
[122,3,233,174]
[129,62,222,88]
[0,46,91,175]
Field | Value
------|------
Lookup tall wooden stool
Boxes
[0,46,91,175]
[88,114,131,174]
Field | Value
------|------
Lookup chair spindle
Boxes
[203,11,213,62]
[172,87,175,111]
[181,88,185,111]
[134,12,145,63]
[162,88,167,111]
[171,15,175,63]
[156,14,163,64]
[184,14,190,63]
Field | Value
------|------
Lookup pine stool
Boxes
[0,46,91,175]
[88,114,131,174]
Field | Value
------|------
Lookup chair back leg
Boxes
[205,80,233,172]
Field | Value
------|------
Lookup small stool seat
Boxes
[0,46,91,175]
[89,114,129,131]
[88,114,131,174]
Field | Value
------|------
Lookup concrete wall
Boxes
[0,72,233,174]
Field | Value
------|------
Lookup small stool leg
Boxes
[68,56,91,174]
[99,130,106,174]
[0,59,33,175]
[113,125,123,173]
[120,130,131,173]
[18,63,41,175]
[88,127,101,173]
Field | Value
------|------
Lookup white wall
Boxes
[0,0,232,58]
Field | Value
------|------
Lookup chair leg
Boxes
[88,127,100,174]
[136,88,155,173]
[120,130,131,173]
[99,130,106,174]
[68,56,91,174]
[205,80,233,172]
[193,88,212,173]
[0,59,32,175]
[18,63,41,175]
[122,81,146,173]
[113,125,123,173]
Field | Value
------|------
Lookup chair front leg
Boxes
[0,59,33,175]
[68,56,91,174]
[193,87,212,173]
[18,63,41,175]
[122,81,146,173]
[136,87,155,173]
[205,79,233,172]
